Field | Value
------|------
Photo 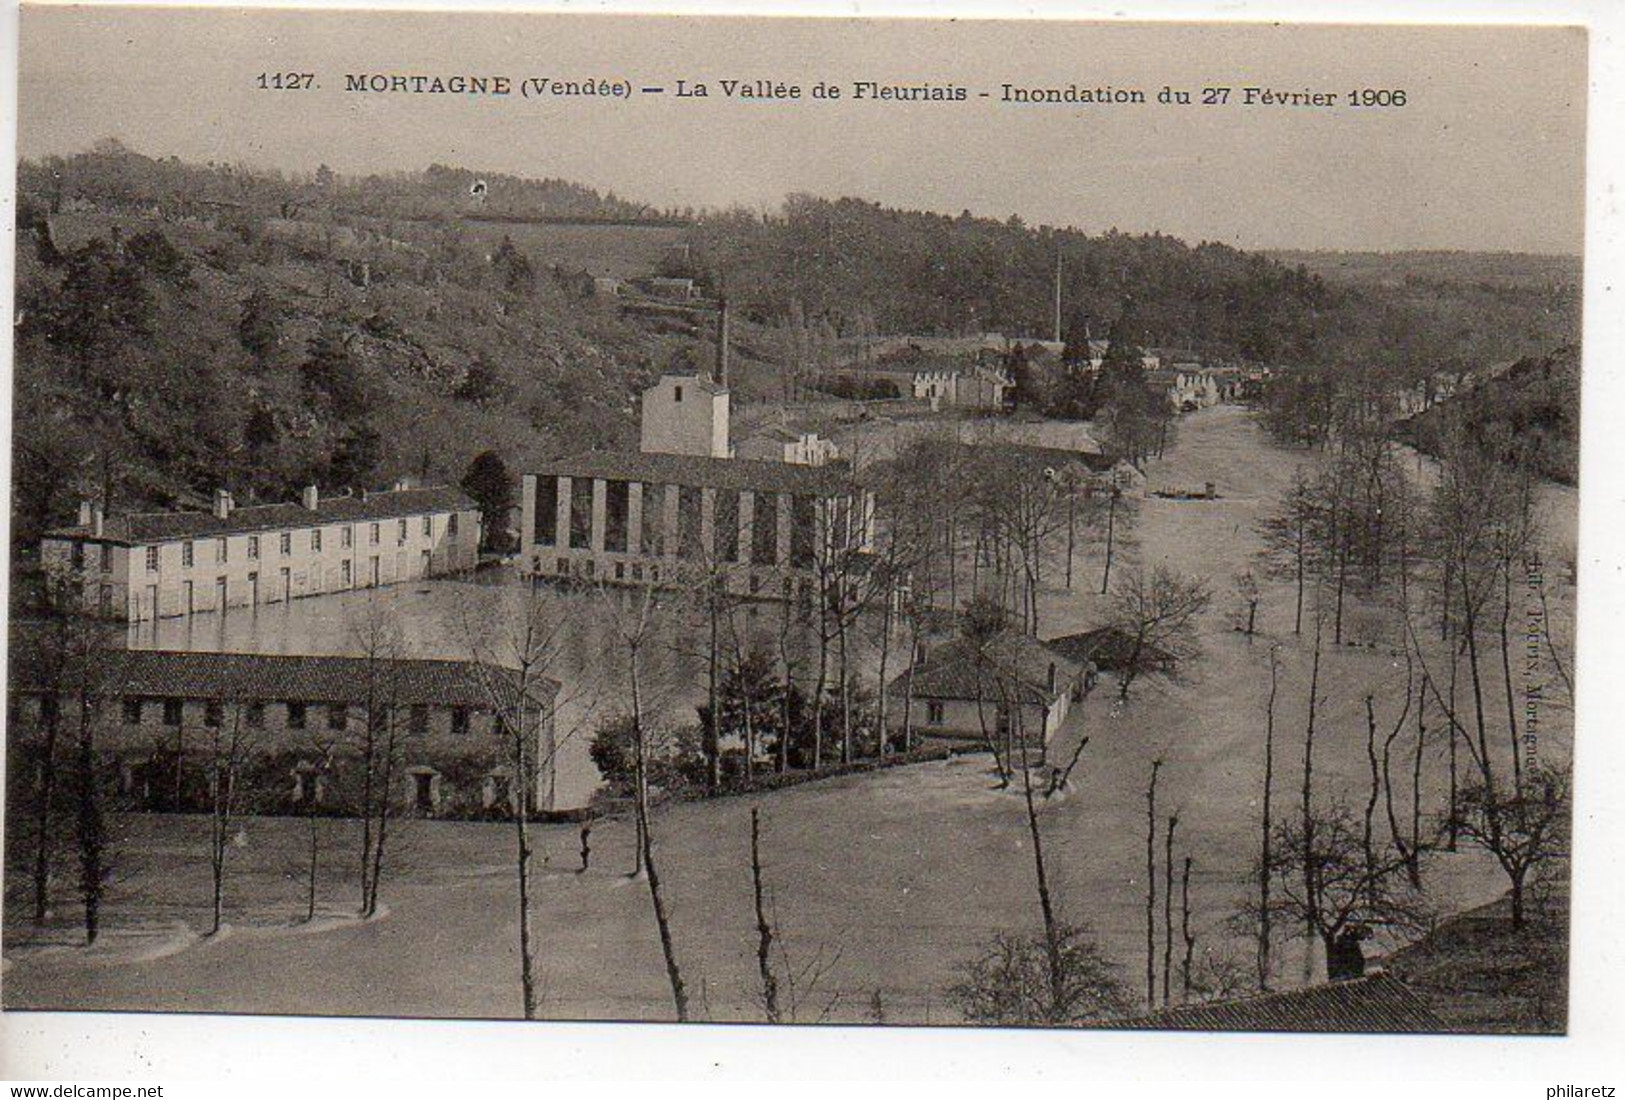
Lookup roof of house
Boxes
[887,630,1079,707]
[534,450,857,496]
[44,486,477,547]
[1108,973,1447,1034]
[654,372,727,396]
[11,648,557,710]
[1044,626,1175,673]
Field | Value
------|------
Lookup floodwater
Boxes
[125,569,893,809]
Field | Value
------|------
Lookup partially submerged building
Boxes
[6,648,563,817]
[40,482,481,623]
[884,630,1084,755]
[522,371,874,599]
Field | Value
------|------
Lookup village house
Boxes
[832,345,1013,411]
[735,425,841,467]
[521,372,874,600]
[885,630,1084,755]
[6,648,564,818]
[40,481,481,623]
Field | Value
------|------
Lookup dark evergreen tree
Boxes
[237,286,280,365]
[460,450,516,551]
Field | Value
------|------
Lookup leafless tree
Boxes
[1257,645,1281,991]
[1107,566,1214,701]
[348,596,408,920]
[1255,802,1432,977]
[1162,812,1178,1007]
[1231,570,1261,640]
[204,705,257,936]
[14,574,105,929]
[458,580,595,1021]
[749,806,782,1023]
[1257,467,1316,635]
[1448,763,1570,930]
[1144,757,1162,1008]
[595,575,691,1020]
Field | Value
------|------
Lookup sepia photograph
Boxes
[0,3,1597,1057]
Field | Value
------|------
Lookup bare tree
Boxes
[1256,802,1431,977]
[1144,757,1162,1008]
[1448,762,1570,930]
[1257,467,1316,635]
[346,595,410,920]
[1108,566,1214,701]
[1162,812,1178,1006]
[204,704,257,936]
[1231,570,1261,640]
[1257,645,1281,991]
[14,575,105,928]
[596,575,691,1020]
[749,806,782,1023]
[458,581,590,1021]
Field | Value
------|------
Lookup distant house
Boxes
[592,275,625,298]
[1107,973,1447,1033]
[839,346,1011,411]
[736,427,841,467]
[41,482,481,624]
[885,630,1083,754]
[6,648,564,818]
[1044,626,1175,676]
[642,276,701,301]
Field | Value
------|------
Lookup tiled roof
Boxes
[535,451,857,496]
[1110,974,1447,1034]
[887,631,1078,707]
[1044,627,1175,673]
[658,372,727,395]
[12,648,557,710]
[45,486,477,547]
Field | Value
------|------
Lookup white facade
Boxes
[41,487,480,623]
[639,374,731,459]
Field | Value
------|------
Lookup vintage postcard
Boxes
[2,6,1586,1039]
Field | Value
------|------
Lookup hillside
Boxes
[1401,345,1580,485]
[10,149,729,556]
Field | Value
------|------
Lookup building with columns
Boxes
[519,452,874,600]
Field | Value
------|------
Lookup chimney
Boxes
[716,298,731,390]
[213,489,234,520]
[78,500,93,527]
[91,503,104,539]
[302,485,320,511]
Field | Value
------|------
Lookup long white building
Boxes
[41,481,481,622]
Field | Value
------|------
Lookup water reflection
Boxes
[128,569,894,807]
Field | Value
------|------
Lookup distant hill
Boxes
[1262,249,1581,291]
[689,199,1580,373]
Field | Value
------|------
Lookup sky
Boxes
[15,6,1589,254]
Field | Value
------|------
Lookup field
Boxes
[2,407,1576,1024]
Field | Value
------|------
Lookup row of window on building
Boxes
[70,515,460,574]
[27,694,482,736]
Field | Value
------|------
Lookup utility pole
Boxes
[1053,245,1063,345]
